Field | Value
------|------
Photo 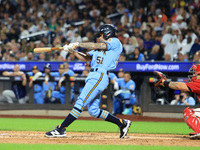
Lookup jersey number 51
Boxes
[96,56,104,64]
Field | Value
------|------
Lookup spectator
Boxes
[161,27,178,60]
[164,53,172,61]
[123,34,138,55]
[181,36,193,55]
[148,45,161,61]
[0,64,27,104]
[154,8,168,23]
[143,32,153,55]
[154,14,164,35]
[8,52,17,61]
[6,25,19,42]
[173,15,187,31]
[141,15,155,33]
[137,38,147,59]
[26,52,34,61]
[184,28,197,45]
[127,47,145,61]
[39,53,46,61]
[71,31,82,43]
[193,51,200,63]
[48,17,58,32]
[170,90,181,105]
[119,53,126,61]
[176,51,188,62]
[189,38,200,59]
[137,7,147,23]
[176,91,195,106]
[130,14,141,29]
[120,8,132,26]
[132,26,143,40]
[20,24,29,37]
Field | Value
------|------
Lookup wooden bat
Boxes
[34,47,86,56]
[34,47,63,53]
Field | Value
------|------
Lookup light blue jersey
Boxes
[88,38,122,71]
[109,72,118,81]
[72,37,123,120]
[113,78,136,115]
[117,78,136,99]
[63,70,75,77]
[52,70,75,104]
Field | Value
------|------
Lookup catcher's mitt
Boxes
[153,71,167,88]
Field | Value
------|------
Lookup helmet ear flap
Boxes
[96,24,116,40]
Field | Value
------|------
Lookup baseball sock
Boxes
[59,107,82,129]
[98,110,124,127]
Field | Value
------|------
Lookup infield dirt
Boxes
[0,131,199,146]
[0,115,198,146]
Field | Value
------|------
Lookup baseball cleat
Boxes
[120,119,132,138]
[190,133,200,140]
[45,126,66,137]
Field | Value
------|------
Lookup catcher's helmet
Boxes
[96,24,117,40]
[188,64,200,81]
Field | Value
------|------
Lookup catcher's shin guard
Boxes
[185,115,200,134]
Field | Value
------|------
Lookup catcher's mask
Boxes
[188,64,200,82]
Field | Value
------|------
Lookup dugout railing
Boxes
[0,74,196,114]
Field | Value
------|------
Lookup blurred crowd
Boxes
[0,0,200,62]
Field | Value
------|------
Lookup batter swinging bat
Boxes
[33,47,86,56]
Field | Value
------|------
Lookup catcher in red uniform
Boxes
[154,64,200,139]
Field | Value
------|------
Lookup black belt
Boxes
[90,68,109,74]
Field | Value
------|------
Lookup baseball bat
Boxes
[34,47,86,56]
[34,47,63,53]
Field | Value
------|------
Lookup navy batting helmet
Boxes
[96,24,117,40]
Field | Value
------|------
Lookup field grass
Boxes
[0,117,196,150]
[0,118,192,135]
[0,143,199,150]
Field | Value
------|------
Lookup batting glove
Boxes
[63,44,75,53]
[69,42,79,49]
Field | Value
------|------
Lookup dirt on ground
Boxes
[1,114,198,147]
[0,131,199,146]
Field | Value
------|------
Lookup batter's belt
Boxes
[90,68,109,75]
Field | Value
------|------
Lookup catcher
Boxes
[154,64,200,139]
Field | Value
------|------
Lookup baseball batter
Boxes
[46,24,131,138]
[154,64,200,139]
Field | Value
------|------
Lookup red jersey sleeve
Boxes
[186,79,200,101]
